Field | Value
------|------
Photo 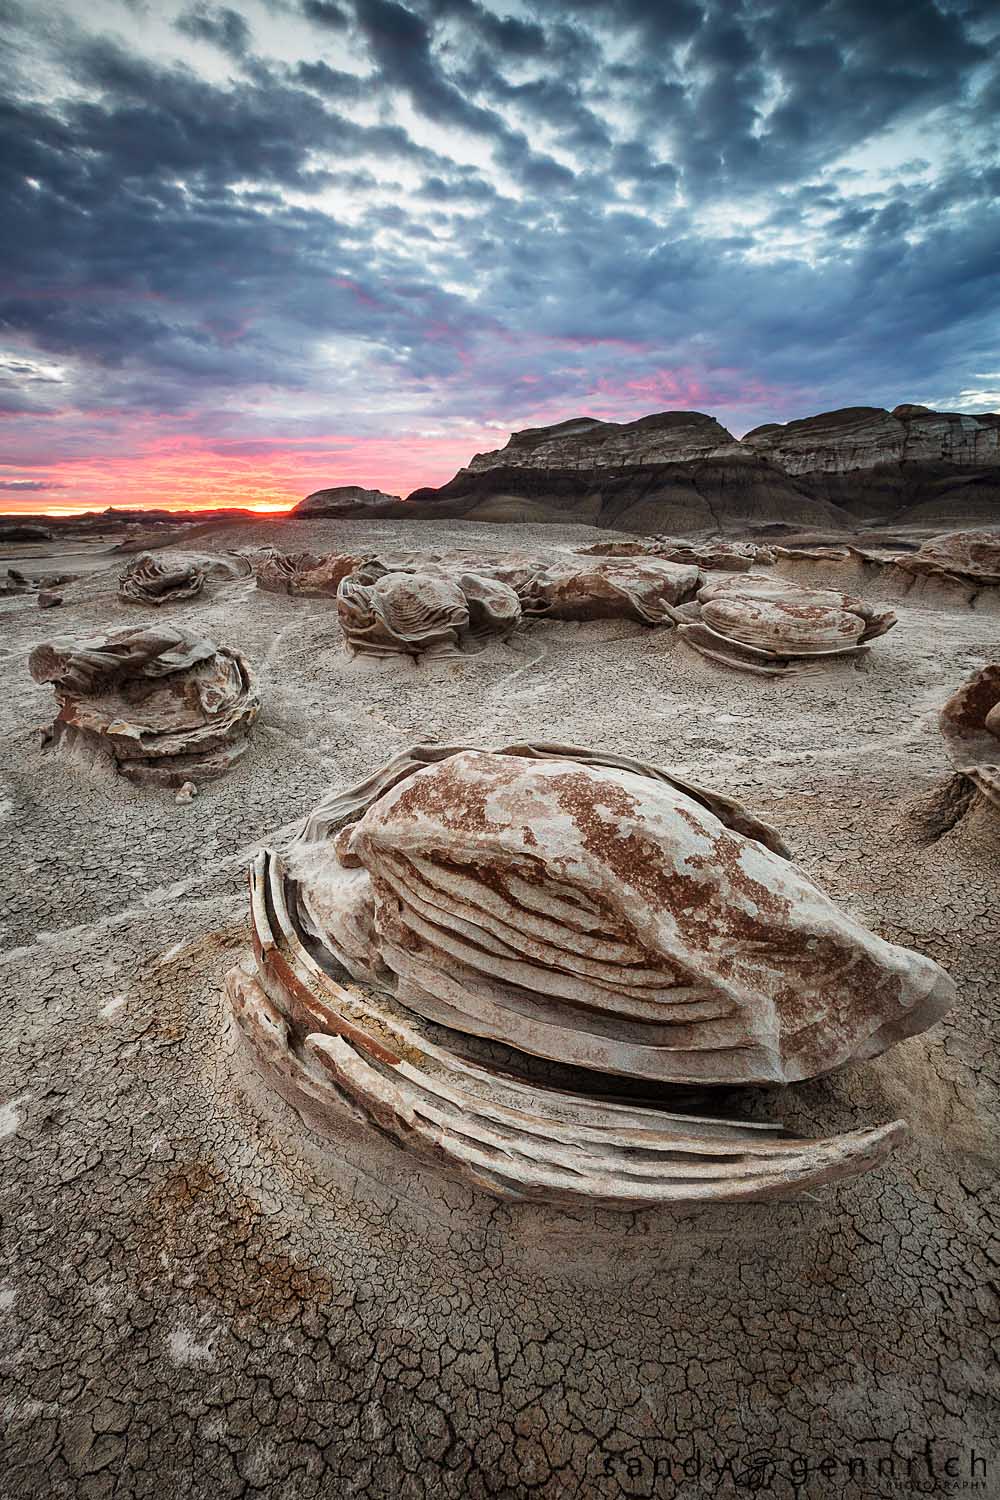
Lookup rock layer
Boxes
[29,624,260,785]
[466,411,740,472]
[744,405,1000,474]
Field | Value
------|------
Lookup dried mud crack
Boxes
[1,518,999,1500]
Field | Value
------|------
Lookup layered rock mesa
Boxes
[292,404,1000,536]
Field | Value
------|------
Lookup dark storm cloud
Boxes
[176,3,252,55]
[1,0,998,473]
[301,0,348,28]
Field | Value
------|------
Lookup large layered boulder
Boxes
[526,555,699,622]
[896,528,1000,585]
[225,742,953,1207]
[253,548,363,597]
[119,553,205,605]
[677,575,896,675]
[337,569,521,658]
[118,551,253,606]
[29,624,259,786]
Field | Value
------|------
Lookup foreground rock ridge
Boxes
[295,402,1000,535]
[223,740,954,1205]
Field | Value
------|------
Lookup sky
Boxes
[1,0,999,514]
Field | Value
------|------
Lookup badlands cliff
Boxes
[297,402,1000,536]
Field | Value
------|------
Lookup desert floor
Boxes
[2,518,999,1499]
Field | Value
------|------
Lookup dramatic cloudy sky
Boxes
[2,0,998,512]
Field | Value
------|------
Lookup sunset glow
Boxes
[2,0,996,518]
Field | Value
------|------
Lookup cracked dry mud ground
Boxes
[2,519,999,1500]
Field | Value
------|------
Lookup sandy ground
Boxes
[1,518,999,1499]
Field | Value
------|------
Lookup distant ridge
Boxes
[292,402,1000,536]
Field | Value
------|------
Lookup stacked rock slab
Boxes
[119,551,254,606]
[895,529,1000,586]
[226,742,953,1207]
[119,553,206,605]
[337,568,521,658]
[940,664,1000,809]
[574,538,775,571]
[677,576,897,676]
[29,624,260,785]
[253,549,364,598]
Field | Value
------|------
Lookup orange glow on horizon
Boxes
[0,427,502,517]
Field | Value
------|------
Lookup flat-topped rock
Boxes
[466,411,740,473]
[744,405,1000,474]
[292,485,404,519]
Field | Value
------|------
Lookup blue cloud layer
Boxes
[1,0,998,492]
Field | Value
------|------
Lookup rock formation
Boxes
[574,537,774,571]
[29,624,259,786]
[291,485,403,519]
[337,569,521,658]
[0,522,53,541]
[1,566,35,598]
[466,412,741,472]
[895,529,1000,586]
[119,553,206,605]
[940,665,1000,809]
[2,566,79,599]
[226,742,952,1206]
[119,550,253,605]
[252,547,702,652]
[253,548,363,598]
[744,405,1000,474]
[526,556,700,622]
[677,576,897,675]
[290,403,999,536]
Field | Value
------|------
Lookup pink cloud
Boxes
[0,425,505,514]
